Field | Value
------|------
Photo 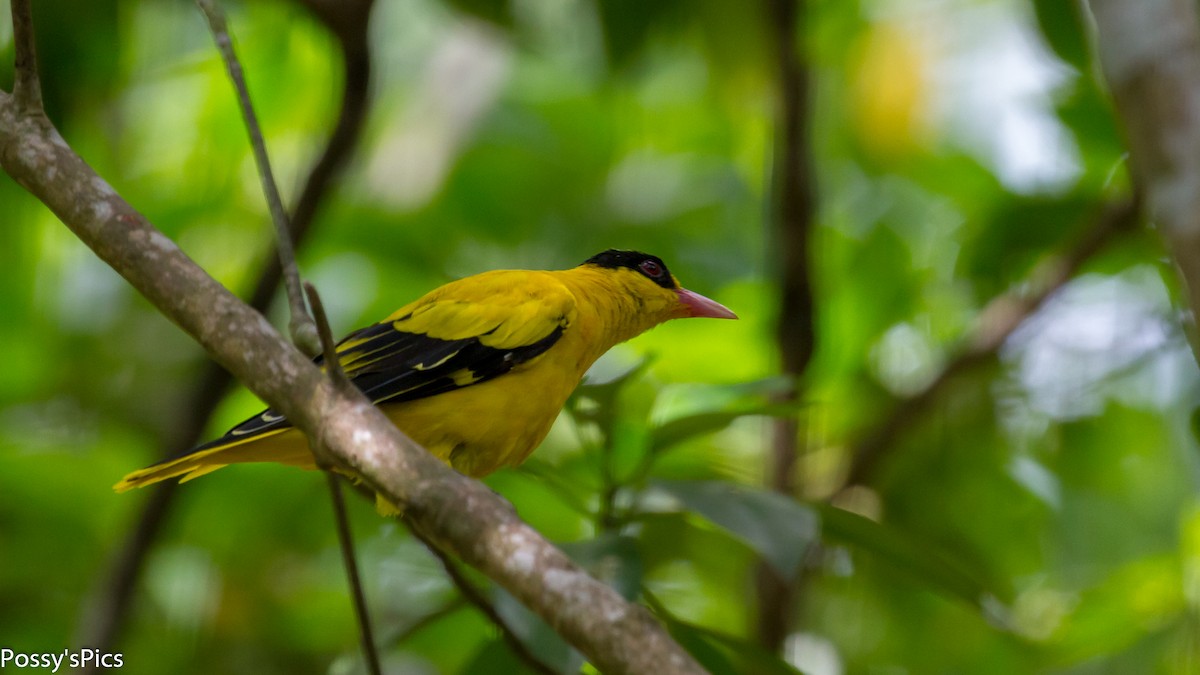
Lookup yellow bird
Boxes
[114,250,736,499]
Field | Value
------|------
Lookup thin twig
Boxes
[9,0,42,111]
[305,282,350,387]
[195,3,379,666]
[198,2,379,670]
[304,281,352,471]
[196,0,319,356]
[306,282,383,675]
[326,475,384,675]
[843,198,1140,488]
[406,523,560,675]
[74,7,374,653]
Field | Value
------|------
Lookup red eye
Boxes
[639,259,663,278]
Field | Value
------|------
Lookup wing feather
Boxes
[200,271,576,450]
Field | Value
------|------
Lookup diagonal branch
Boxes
[843,199,1139,488]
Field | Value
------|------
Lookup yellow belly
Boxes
[385,357,579,476]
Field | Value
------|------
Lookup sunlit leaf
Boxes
[1046,555,1185,665]
[649,402,797,455]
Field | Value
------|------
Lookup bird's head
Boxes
[580,249,737,323]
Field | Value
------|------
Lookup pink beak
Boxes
[675,288,738,319]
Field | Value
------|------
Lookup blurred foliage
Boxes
[2,0,1199,674]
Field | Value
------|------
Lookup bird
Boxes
[113,249,737,506]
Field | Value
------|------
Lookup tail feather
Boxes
[113,428,316,492]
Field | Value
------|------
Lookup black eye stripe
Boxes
[581,249,677,290]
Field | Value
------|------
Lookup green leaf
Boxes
[649,402,798,455]
[817,504,1015,609]
[671,621,808,675]
[1032,1,1088,70]
[492,587,583,674]
[966,195,1093,295]
[572,358,654,441]
[646,591,806,675]
[595,0,687,68]
[485,535,643,673]
[1047,555,1184,665]
[651,480,820,577]
[559,533,644,601]
[459,639,531,675]
[663,619,742,675]
[576,358,654,400]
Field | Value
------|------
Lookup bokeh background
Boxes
[2,0,1197,673]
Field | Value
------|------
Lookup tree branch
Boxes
[0,48,702,675]
[843,199,1139,488]
[758,0,817,653]
[327,476,383,675]
[1088,0,1200,365]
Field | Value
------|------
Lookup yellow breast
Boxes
[381,315,598,476]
